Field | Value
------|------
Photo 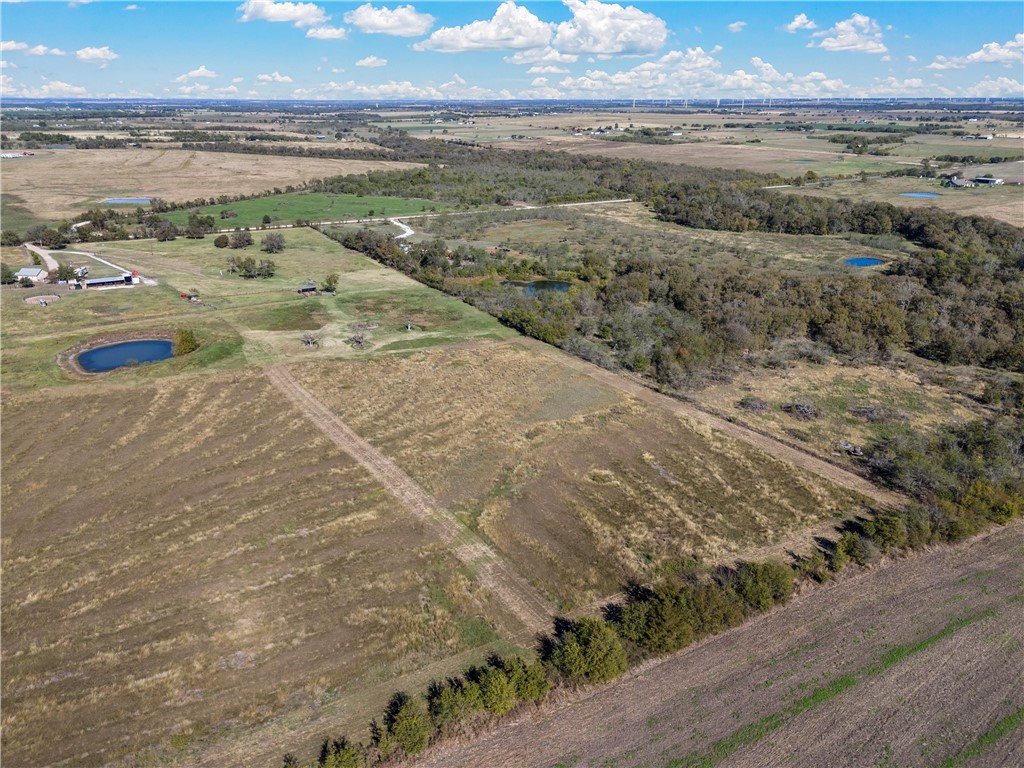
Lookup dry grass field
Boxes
[692,358,986,465]
[417,522,1024,768]
[0,148,423,223]
[290,342,868,610]
[782,176,1024,227]
[0,372,516,767]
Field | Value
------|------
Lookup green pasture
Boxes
[162,192,453,230]
[0,227,512,389]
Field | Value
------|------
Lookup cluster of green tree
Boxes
[172,328,199,356]
[225,253,276,278]
[167,130,232,142]
[934,154,1022,165]
[593,128,676,145]
[7,132,131,149]
[284,454,1022,768]
[326,200,1022,376]
[281,555,797,768]
[825,133,907,153]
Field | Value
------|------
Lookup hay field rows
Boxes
[417,522,1024,768]
[0,148,423,223]
[0,373,511,766]
[290,342,867,609]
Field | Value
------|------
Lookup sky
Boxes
[0,1,1021,100]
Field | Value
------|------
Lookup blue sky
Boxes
[1,1,1021,100]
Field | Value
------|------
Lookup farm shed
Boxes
[14,267,48,282]
[84,274,133,288]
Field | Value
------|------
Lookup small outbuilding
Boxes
[15,267,48,282]
[974,177,1004,185]
[297,283,318,294]
[84,274,133,288]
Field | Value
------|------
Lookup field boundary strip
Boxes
[264,363,554,642]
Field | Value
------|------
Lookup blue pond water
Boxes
[517,280,572,296]
[78,340,173,372]
[844,257,886,268]
[102,197,152,204]
[900,192,941,199]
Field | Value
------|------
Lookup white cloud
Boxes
[232,76,244,83]
[27,45,68,56]
[727,21,747,33]
[414,1,552,52]
[236,0,327,28]
[505,46,577,65]
[9,79,88,97]
[927,34,1024,70]
[813,13,887,54]
[76,46,119,65]
[257,71,293,82]
[553,0,668,57]
[178,83,210,95]
[528,64,569,74]
[213,85,239,95]
[306,26,347,39]
[331,66,345,73]
[554,49,852,99]
[124,4,139,9]
[966,75,1023,96]
[0,41,29,51]
[343,3,434,37]
[530,76,548,87]
[0,60,16,68]
[173,64,218,82]
[870,76,925,96]
[907,55,917,62]
[784,13,816,33]
[356,55,387,68]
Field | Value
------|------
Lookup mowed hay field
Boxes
[290,341,867,609]
[419,522,1024,768]
[0,148,424,223]
[0,372,514,767]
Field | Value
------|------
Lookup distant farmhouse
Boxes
[947,176,976,188]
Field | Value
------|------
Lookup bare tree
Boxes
[301,331,321,348]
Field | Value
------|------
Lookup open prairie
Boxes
[290,342,869,609]
[1,222,883,765]
[781,175,1024,227]
[0,372,519,767]
[0,148,423,224]
[417,522,1024,768]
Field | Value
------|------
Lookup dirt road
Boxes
[264,364,554,642]
[23,242,60,272]
[516,337,907,511]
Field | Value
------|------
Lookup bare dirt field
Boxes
[290,341,871,610]
[416,522,1024,768]
[0,372,511,767]
[0,148,423,222]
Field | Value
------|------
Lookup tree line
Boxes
[283,413,1021,766]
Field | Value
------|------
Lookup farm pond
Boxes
[844,257,886,267]
[77,340,173,373]
[508,280,573,296]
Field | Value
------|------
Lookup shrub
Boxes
[172,328,199,356]
[836,530,880,567]
[214,234,229,248]
[545,617,627,685]
[616,582,696,655]
[781,400,819,420]
[737,395,771,412]
[732,560,795,613]
[861,511,909,553]
[375,693,429,758]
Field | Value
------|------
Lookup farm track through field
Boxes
[264,363,555,642]
[514,338,908,511]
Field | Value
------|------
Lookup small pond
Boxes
[511,280,572,296]
[77,339,173,373]
[900,192,941,199]
[844,257,886,268]
[102,197,152,204]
